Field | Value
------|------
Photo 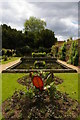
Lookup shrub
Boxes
[25,88,34,99]
[4,55,8,61]
[59,42,66,61]
[38,47,50,53]
[16,46,32,56]
[32,52,46,57]
[68,41,79,66]
[73,51,79,66]
[6,49,13,57]
[2,48,7,56]
[51,46,58,57]
[21,46,31,54]
[34,61,46,68]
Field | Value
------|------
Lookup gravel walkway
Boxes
[0,58,20,73]
[58,60,79,73]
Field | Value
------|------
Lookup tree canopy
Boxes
[39,29,57,48]
[24,16,46,33]
[2,16,57,53]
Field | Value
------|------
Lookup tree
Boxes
[2,24,25,49]
[59,42,66,61]
[39,29,57,48]
[24,16,46,33]
[69,41,79,66]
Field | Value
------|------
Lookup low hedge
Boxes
[34,61,46,68]
[32,52,46,57]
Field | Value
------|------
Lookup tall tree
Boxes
[39,29,57,48]
[24,16,46,33]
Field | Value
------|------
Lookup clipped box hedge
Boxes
[32,52,46,57]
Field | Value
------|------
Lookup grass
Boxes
[1,57,20,64]
[2,73,27,102]
[1,73,80,120]
[2,73,79,101]
[55,73,78,100]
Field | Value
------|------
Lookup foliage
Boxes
[34,61,46,68]
[6,49,13,57]
[24,16,46,33]
[38,47,50,53]
[68,41,79,66]
[59,42,66,61]
[3,56,8,61]
[51,45,58,57]
[45,73,54,86]
[21,46,32,55]
[2,48,7,56]
[39,29,57,48]
[48,82,56,101]
[2,18,57,52]
[32,52,46,57]
[25,88,34,99]
[2,24,25,49]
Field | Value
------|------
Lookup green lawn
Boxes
[2,73,79,101]
[1,73,80,120]
[1,57,20,64]
[55,73,78,100]
[2,73,27,102]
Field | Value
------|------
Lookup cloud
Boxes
[0,1,78,40]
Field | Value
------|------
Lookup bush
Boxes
[32,52,46,57]
[16,46,32,56]
[73,51,79,66]
[68,41,79,66]
[59,42,66,61]
[4,55,8,61]
[6,49,13,57]
[2,48,7,56]
[38,47,50,53]
[34,61,46,68]
[21,46,31,54]
[51,46,58,57]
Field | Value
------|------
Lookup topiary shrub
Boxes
[34,61,46,68]
[32,52,46,57]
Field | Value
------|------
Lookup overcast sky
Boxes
[0,0,79,41]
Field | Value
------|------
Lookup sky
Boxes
[0,0,79,41]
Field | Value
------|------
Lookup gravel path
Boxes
[58,60,79,73]
[0,58,20,73]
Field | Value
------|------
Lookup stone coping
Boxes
[2,68,77,73]
[1,58,77,73]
